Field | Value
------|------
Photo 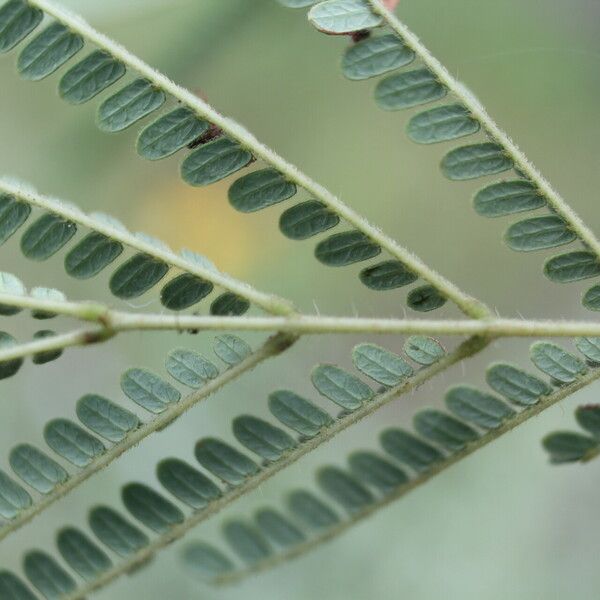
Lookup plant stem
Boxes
[0,332,296,542]
[3,291,600,364]
[367,0,600,260]
[60,336,489,600]
[213,362,600,585]
[26,0,490,320]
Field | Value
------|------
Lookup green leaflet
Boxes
[583,285,600,311]
[445,386,514,429]
[180,137,253,186]
[341,34,415,81]
[407,104,479,145]
[76,394,139,443]
[403,335,445,366]
[268,390,333,438]
[0,331,23,380]
[137,107,209,160]
[287,490,340,529]
[223,520,272,565]
[232,415,296,461]
[109,253,169,299]
[575,337,600,365]
[17,22,83,81]
[315,230,381,266]
[485,363,551,406]
[0,570,37,600]
[0,193,30,245]
[160,273,214,310]
[413,409,479,451]
[407,284,447,312]
[348,451,408,493]
[9,444,68,494]
[308,0,382,34]
[213,334,252,366]
[97,78,165,132]
[504,216,575,252]
[30,287,66,319]
[0,469,31,519]
[194,438,259,486]
[0,0,42,54]
[59,49,125,104]
[157,458,221,509]
[56,527,112,581]
[375,68,446,111]
[122,483,184,534]
[352,343,413,386]
[182,543,235,579]
[23,550,77,599]
[210,292,250,316]
[543,251,600,283]
[165,348,219,388]
[279,200,339,240]
[43,419,105,468]
[473,180,545,217]
[255,508,306,547]
[89,506,149,557]
[576,405,600,437]
[530,342,586,384]
[317,466,374,514]
[121,367,181,413]
[359,260,417,290]
[0,271,25,315]
[441,143,513,181]
[379,427,444,472]
[542,432,598,464]
[229,168,297,213]
[64,232,123,279]
[311,364,373,410]
[20,213,77,261]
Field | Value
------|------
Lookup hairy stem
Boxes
[0,332,296,542]
[367,0,600,260]
[60,336,489,600]
[3,291,600,364]
[214,362,600,585]
[25,0,490,319]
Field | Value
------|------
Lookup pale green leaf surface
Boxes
[0,0,43,54]
[59,49,125,104]
[20,214,77,261]
[43,419,105,468]
[311,364,373,410]
[9,444,68,494]
[97,78,165,132]
[229,168,297,213]
[194,438,259,486]
[341,34,414,80]
[232,416,296,461]
[157,458,221,510]
[137,107,209,160]
[268,390,333,438]
[165,349,219,388]
[76,394,139,443]
[17,22,83,81]
[352,343,413,386]
[121,368,181,413]
[122,483,184,534]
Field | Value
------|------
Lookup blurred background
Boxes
[0,0,600,598]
